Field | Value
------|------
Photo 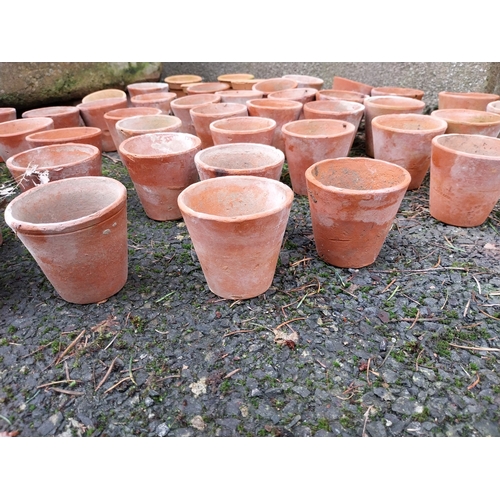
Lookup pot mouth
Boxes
[210,116,277,133]
[178,175,293,222]
[217,73,255,82]
[252,78,298,93]
[304,100,364,113]
[22,106,79,118]
[247,99,303,110]
[283,74,324,85]
[77,97,127,110]
[190,102,248,117]
[319,90,367,100]
[116,115,181,132]
[128,82,169,90]
[119,132,201,157]
[306,157,411,194]
[171,94,221,108]
[5,176,126,235]
[81,89,126,103]
[432,133,500,159]
[26,127,102,142]
[372,114,448,133]
[364,96,426,111]
[439,91,500,100]
[185,82,230,93]
[282,119,355,138]
[104,107,161,120]
[268,88,318,100]
[371,86,424,98]
[0,117,54,137]
[130,92,177,103]
[431,109,500,125]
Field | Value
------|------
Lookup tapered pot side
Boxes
[429,134,500,227]
[178,176,294,300]
[431,109,500,137]
[119,132,201,221]
[371,114,448,190]
[305,157,411,268]
[4,177,128,304]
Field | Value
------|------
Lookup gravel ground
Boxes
[1,127,500,438]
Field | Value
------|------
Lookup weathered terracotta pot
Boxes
[185,82,230,95]
[130,92,177,115]
[268,87,318,119]
[364,96,425,157]
[209,116,276,146]
[282,119,356,195]
[77,96,128,151]
[119,132,201,221]
[194,142,284,181]
[430,109,500,137]
[0,117,54,161]
[115,114,182,145]
[438,91,500,111]
[26,126,103,152]
[371,86,424,100]
[282,74,324,90]
[429,134,500,227]
[332,76,373,95]
[486,100,500,116]
[6,143,101,191]
[127,82,170,98]
[104,107,162,151]
[303,100,365,135]
[214,90,264,105]
[171,94,221,134]
[318,89,367,104]
[4,176,128,304]
[217,73,254,87]
[371,114,448,190]
[81,88,126,103]
[247,98,302,152]
[305,157,411,268]
[177,175,294,299]
[252,78,298,97]
[190,102,248,149]
[164,74,203,97]
[0,108,17,161]
[22,106,82,128]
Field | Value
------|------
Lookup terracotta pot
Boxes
[0,117,54,161]
[26,126,102,152]
[303,100,365,135]
[318,89,367,104]
[119,132,201,221]
[127,82,170,98]
[438,91,500,111]
[194,142,284,181]
[130,92,177,115]
[486,101,500,115]
[305,157,411,268]
[364,96,425,157]
[217,73,254,87]
[209,116,276,146]
[115,114,182,145]
[282,119,356,195]
[190,102,248,149]
[22,106,82,128]
[332,76,373,96]
[429,134,500,227]
[282,74,324,90]
[77,96,128,151]
[252,78,298,97]
[6,143,101,191]
[231,79,265,90]
[184,82,230,95]
[247,98,302,152]
[214,90,264,104]
[4,176,128,304]
[268,87,318,119]
[0,108,17,161]
[164,74,203,97]
[371,114,448,190]
[104,107,162,151]
[171,94,222,135]
[430,109,500,137]
[81,88,126,103]
[371,86,425,100]
[177,175,294,299]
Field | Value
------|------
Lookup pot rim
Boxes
[209,116,277,133]
[319,89,368,99]
[104,107,162,119]
[304,100,365,112]
[190,102,248,117]
[127,82,169,90]
[282,74,324,84]
[268,88,319,99]
[81,89,126,103]
[439,91,500,99]
[282,119,355,138]
[0,117,54,137]
[217,73,255,82]
[119,132,201,158]
[171,94,221,109]
[26,126,102,141]
[431,108,500,125]
[247,99,303,111]
[305,157,411,195]
[116,114,181,132]
[371,86,424,96]
[178,175,293,223]
[372,113,448,134]
[5,176,126,235]
[22,106,80,119]
[364,95,426,111]
[77,97,127,110]
[130,92,177,103]
[431,133,500,159]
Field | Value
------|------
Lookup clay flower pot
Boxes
[26,126,103,152]
[371,114,448,190]
[247,98,302,152]
[6,143,101,191]
[22,106,82,128]
[77,96,128,151]
[282,74,324,90]
[252,78,298,97]
[486,101,500,115]
[194,142,284,181]
[268,88,318,119]
[332,76,373,96]
[130,92,178,115]
[305,157,411,268]
[104,107,162,151]
[318,89,367,104]
[364,96,425,157]
[184,82,230,95]
[0,108,17,161]
[164,74,203,97]
[0,117,54,161]
[115,114,182,146]
[430,109,500,137]
[127,82,170,98]
[214,90,264,105]
[209,116,276,146]
[282,119,356,195]
[171,94,222,135]
[119,132,201,221]
[4,176,128,304]
[371,86,424,100]
[190,102,248,149]
[217,73,254,87]
[438,91,500,111]
[429,134,500,227]
[303,100,365,135]
[177,175,294,299]
[81,88,126,103]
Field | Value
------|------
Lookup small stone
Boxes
[189,377,207,397]
[190,415,206,431]
[157,423,170,437]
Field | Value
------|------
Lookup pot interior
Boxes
[122,133,200,155]
[118,115,179,131]
[375,114,446,131]
[212,117,275,132]
[11,144,97,169]
[197,144,282,170]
